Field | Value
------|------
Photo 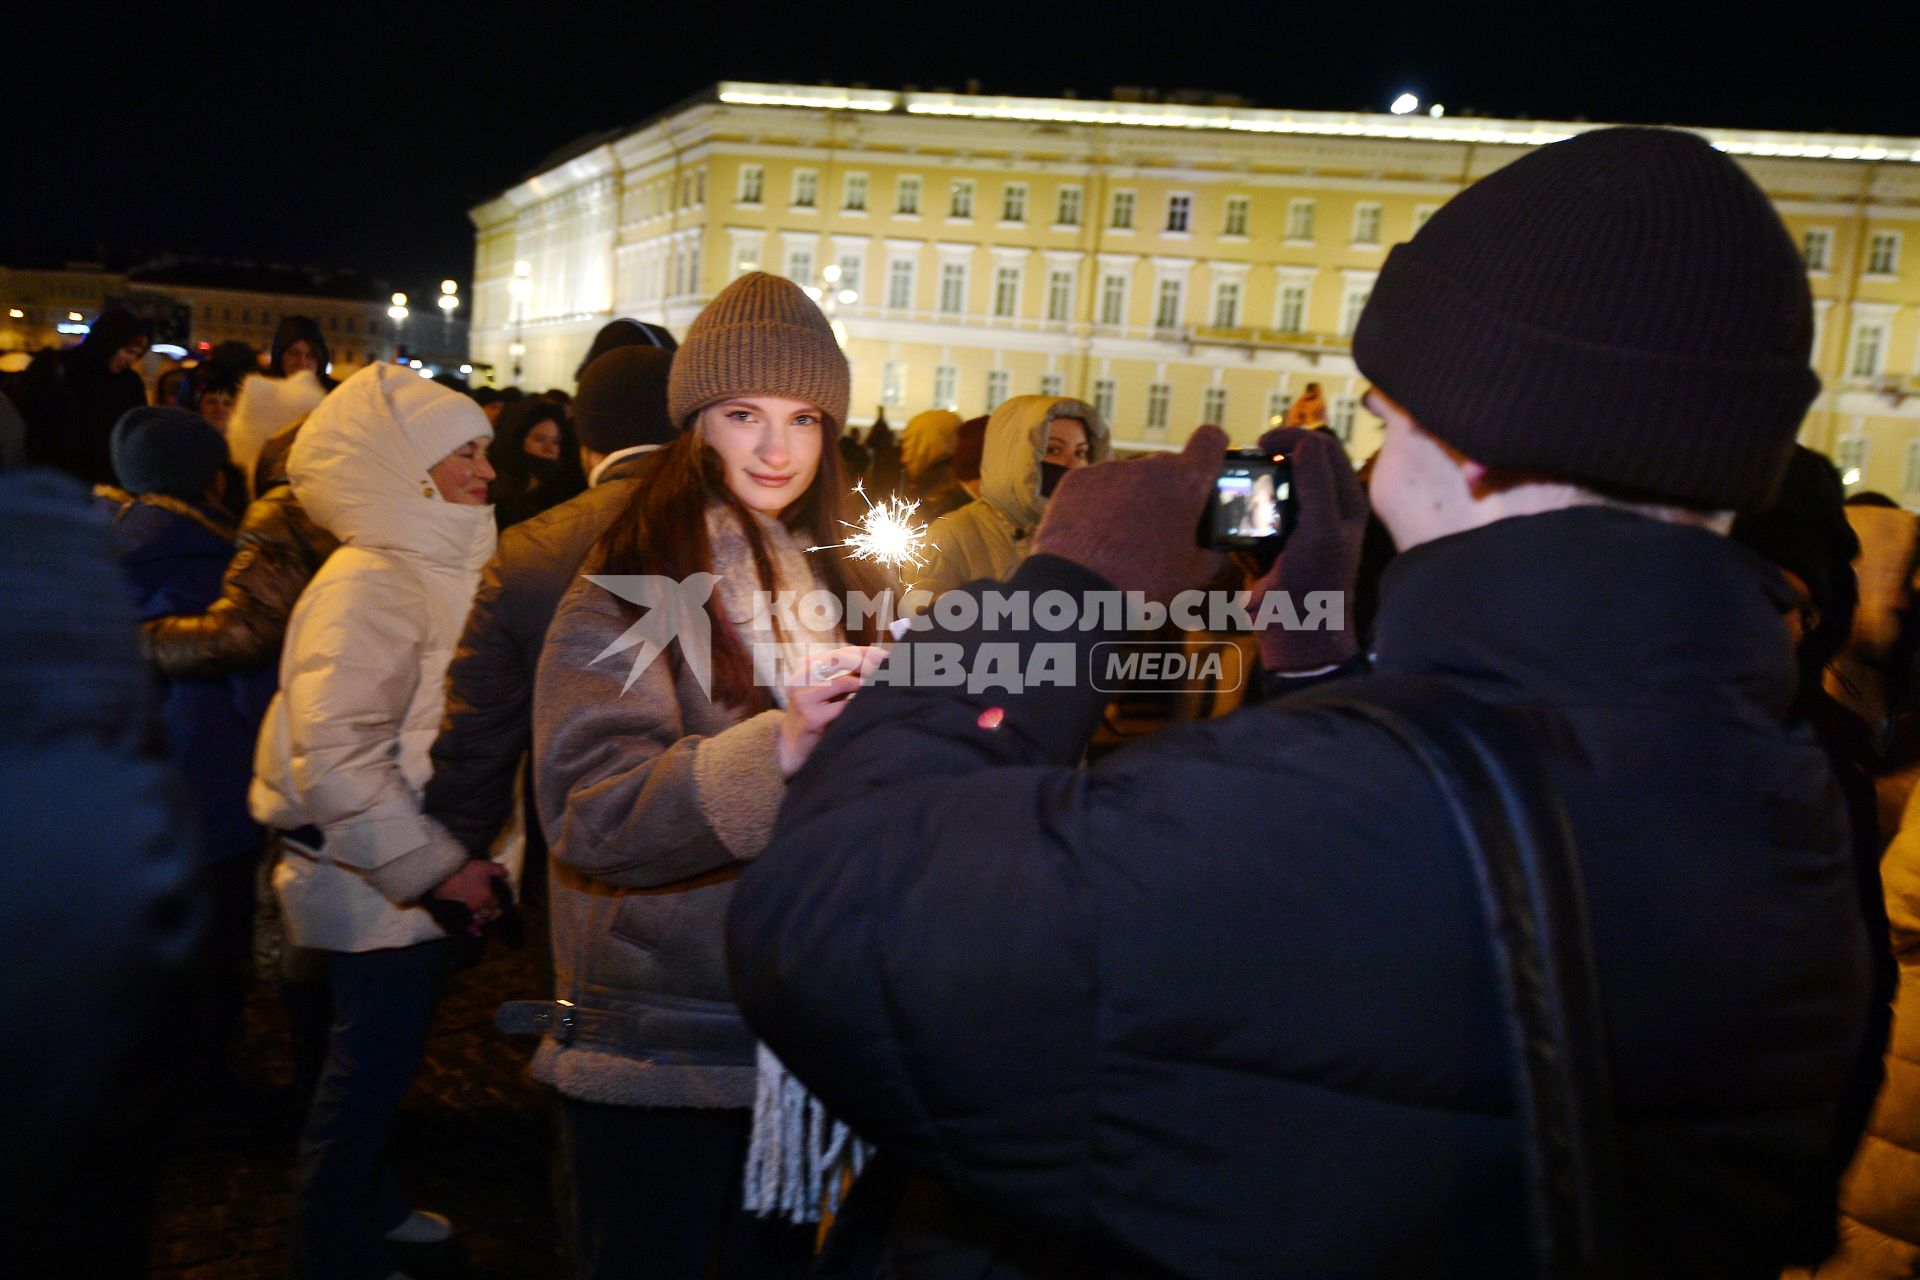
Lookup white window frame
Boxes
[1211,278,1242,328]
[843,172,869,212]
[1267,390,1292,427]
[1868,231,1901,277]
[1046,268,1074,323]
[835,248,865,300]
[1352,203,1383,246]
[737,164,764,205]
[792,169,818,209]
[1002,183,1028,224]
[1223,195,1250,238]
[1803,226,1832,273]
[1286,198,1316,244]
[1145,382,1171,437]
[1040,372,1065,397]
[1099,271,1129,327]
[993,264,1022,318]
[1274,279,1309,333]
[1904,438,1920,494]
[1338,275,1375,338]
[939,260,968,314]
[1093,377,1117,423]
[785,247,814,286]
[1154,277,1184,329]
[1110,190,1136,231]
[1165,192,1193,235]
[1331,397,1358,443]
[949,180,975,220]
[886,256,916,310]
[882,360,906,408]
[1851,320,1888,378]
[1837,435,1869,483]
[1202,385,1228,424]
[933,365,958,411]
[986,369,1011,412]
[896,175,922,216]
[1056,186,1083,228]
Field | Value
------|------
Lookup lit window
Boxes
[1224,196,1249,237]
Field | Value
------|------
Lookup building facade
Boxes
[1,263,469,380]
[470,82,1920,492]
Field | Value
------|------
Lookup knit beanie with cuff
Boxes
[575,346,677,454]
[667,272,849,432]
[1352,125,1818,511]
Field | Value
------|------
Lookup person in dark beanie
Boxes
[94,408,278,1096]
[268,314,337,390]
[426,344,679,892]
[574,316,677,380]
[7,304,150,485]
[728,127,1870,1278]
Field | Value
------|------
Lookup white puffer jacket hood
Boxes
[289,362,495,573]
[227,370,327,490]
[252,364,496,952]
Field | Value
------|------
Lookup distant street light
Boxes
[389,292,409,360]
[510,261,531,382]
[1391,93,1419,115]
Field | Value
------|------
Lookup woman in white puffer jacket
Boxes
[250,362,502,1280]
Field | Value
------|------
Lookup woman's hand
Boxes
[777,645,890,779]
[430,859,510,934]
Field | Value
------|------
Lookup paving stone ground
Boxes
[150,911,558,1279]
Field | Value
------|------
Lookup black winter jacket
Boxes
[728,508,1873,1280]
[425,450,655,855]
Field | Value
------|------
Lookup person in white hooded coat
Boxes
[249,362,503,1280]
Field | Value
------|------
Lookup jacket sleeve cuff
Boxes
[693,709,786,860]
[361,820,472,905]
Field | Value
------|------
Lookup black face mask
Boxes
[1039,461,1068,498]
[525,456,563,484]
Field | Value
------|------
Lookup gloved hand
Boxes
[1253,427,1370,672]
[1032,425,1229,605]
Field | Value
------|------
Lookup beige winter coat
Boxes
[918,396,1109,601]
[250,365,495,952]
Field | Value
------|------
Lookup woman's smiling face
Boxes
[699,396,825,513]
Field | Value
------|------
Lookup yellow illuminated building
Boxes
[471,82,1920,496]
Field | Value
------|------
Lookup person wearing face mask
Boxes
[514,272,887,1279]
[489,398,586,530]
[248,364,504,1280]
[8,304,151,486]
[917,394,1109,603]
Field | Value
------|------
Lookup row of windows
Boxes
[193,303,372,334]
[734,165,1427,243]
[749,248,1370,336]
[1804,227,1906,277]
[874,361,1361,441]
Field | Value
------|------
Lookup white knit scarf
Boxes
[708,504,871,1222]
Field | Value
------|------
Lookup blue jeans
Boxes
[289,938,452,1280]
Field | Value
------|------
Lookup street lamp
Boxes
[437,279,460,362]
[388,292,410,361]
[812,263,856,349]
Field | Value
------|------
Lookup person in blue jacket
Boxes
[95,406,277,1087]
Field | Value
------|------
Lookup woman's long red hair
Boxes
[590,417,882,708]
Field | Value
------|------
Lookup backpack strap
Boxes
[1286,676,1622,1278]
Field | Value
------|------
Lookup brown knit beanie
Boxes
[667,272,849,430]
[575,346,676,454]
[1353,126,1818,510]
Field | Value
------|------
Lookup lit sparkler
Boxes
[807,481,934,577]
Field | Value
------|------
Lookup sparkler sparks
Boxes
[807,482,935,576]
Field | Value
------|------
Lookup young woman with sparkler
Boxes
[520,273,887,1278]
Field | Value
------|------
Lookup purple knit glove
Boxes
[1253,427,1369,672]
[1032,425,1230,605]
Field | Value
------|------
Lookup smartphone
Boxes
[1199,449,1294,551]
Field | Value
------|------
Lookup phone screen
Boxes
[1211,459,1290,545]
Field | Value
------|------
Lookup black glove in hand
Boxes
[1253,427,1369,673]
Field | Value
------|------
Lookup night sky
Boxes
[12,1,1920,297]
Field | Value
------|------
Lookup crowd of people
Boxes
[5,124,1920,1280]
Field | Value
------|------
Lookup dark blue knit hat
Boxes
[109,407,229,502]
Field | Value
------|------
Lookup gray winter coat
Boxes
[530,503,840,1107]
